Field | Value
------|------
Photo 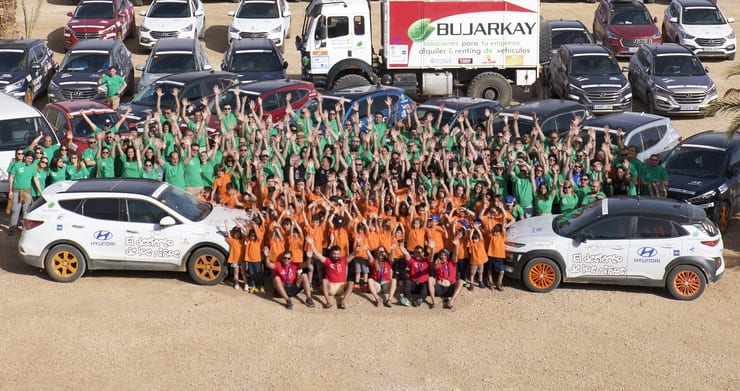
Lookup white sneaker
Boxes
[234,284,240,290]
[243,285,249,291]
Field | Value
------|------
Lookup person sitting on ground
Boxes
[263,248,315,310]
[306,240,361,309]
[366,245,395,307]
[398,242,435,308]
[428,244,465,309]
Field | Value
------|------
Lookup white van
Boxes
[0,92,59,200]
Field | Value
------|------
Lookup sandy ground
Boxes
[1,0,739,389]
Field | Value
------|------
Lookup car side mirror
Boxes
[704,66,710,73]
[653,16,658,24]
[159,216,176,226]
[67,11,73,17]
[669,16,678,23]
[228,10,235,16]
[139,10,146,16]
[195,10,204,17]
[135,64,144,71]
[30,63,41,71]
[203,64,213,71]
[728,17,735,23]
[621,66,629,73]
[282,61,288,69]
[573,234,586,244]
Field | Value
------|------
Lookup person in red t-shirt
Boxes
[429,242,465,309]
[366,244,395,307]
[398,243,436,308]
[263,248,315,310]
[307,240,361,309]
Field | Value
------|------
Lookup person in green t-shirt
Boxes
[48,156,68,184]
[7,152,43,235]
[159,148,187,190]
[640,154,669,197]
[98,66,127,109]
[117,142,142,178]
[507,160,535,217]
[66,154,89,180]
[558,181,580,214]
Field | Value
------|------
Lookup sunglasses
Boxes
[40,160,48,164]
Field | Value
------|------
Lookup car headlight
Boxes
[654,84,670,94]
[707,84,717,96]
[606,30,619,40]
[688,189,716,203]
[101,24,116,34]
[181,24,193,32]
[139,26,150,33]
[270,24,282,34]
[680,31,695,40]
[229,25,239,34]
[618,83,630,93]
[4,79,24,92]
[727,31,735,40]
[505,241,525,248]
[567,83,584,93]
[652,31,662,40]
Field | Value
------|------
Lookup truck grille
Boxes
[586,91,620,103]
[621,38,650,47]
[239,32,268,39]
[61,88,97,100]
[151,31,179,39]
[672,92,706,104]
[695,38,725,47]
[74,32,101,40]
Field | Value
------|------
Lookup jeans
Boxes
[247,262,264,288]
[10,190,32,230]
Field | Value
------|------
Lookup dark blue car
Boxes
[221,38,288,84]
[0,39,56,104]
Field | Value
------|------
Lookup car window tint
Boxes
[640,127,661,150]
[183,84,203,101]
[81,198,120,221]
[327,16,349,38]
[126,199,170,224]
[540,118,556,135]
[626,133,643,152]
[636,217,680,238]
[582,215,633,239]
[261,93,282,112]
[59,199,83,213]
[554,113,576,133]
[292,88,308,102]
[353,16,365,36]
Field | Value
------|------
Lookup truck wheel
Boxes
[468,72,512,106]
[332,74,370,90]
[522,258,561,293]
[187,247,228,285]
[714,201,730,233]
[539,19,552,65]
[666,265,705,300]
[45,244,86,283]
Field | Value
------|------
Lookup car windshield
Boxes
[156,185,212,221]
[132,83,181,107]
[69,112,122,137]
[229,52,282,72]
[146,54,196,73]
[148,3,191,18]
[663,146,727,178]
[683,8,726,25]
[553,200,604,236]
[551,30,593,49]
[415,106,455,127]
[653,55,705,76]
[60,52,110,72]
[0,117,55,151]
[73,3,115,19]
[237,2,279,19]
[569,55,621,76]
[0,51,26,71]
[609,9,652,25]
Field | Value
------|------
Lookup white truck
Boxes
[295,0,541,106]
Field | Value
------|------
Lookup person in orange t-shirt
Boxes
[486,224,506,291]
[220,183,244,208]
[406,217,426,253]
[467,225,487,291]
[225,222,246,290]
[210,165,232,203]
[425,215,446,254]
[244,228,265,292]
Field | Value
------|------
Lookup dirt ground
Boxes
[1,0,738,389]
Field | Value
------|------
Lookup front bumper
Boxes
[568,89,632,114]
[680,37,736,58]
[228,30,282,47]
[64,29,118,49]
[139,30,196,49]
[606,37,661,57]
[650,89,718,115]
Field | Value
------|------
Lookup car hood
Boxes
[203,204,246,228]
[53,71,104,86]
[652,74,713,92]
[231,18,281,32]
[138,72,169,91]
[119,101,156,123]
[141,17,195,31]
[0,72,29,86]
[681,24,733,39]
[569,74,627,89]
[66,18,116,31]
[665,173,724,201]
[608,24,659,38]
[506,216,558,243]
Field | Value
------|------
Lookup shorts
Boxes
[354,257,369,274]
[326,282,347,296]
[368,279,390,294]
[230,263,245,269]
[275,283,303,298]
[490,257,505,273]
[107,95,121,109]
[392,258,407,280]
[434,283,456,297]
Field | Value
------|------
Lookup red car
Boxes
[592,0,662,57]
[42,100,132,153]
[208,79,316,133]
[64,0,136,50]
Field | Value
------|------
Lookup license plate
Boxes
[702,47,723,52]
[680,104,699,111]
[594,104,612,110]
[627,47,638,53]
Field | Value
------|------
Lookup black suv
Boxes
[546,20,595,55]
[48,39,134,103]
[495,99,595,139]
[628,43,717,116]
[663,130,740,232]
[544,44,632,114]
[221,38,288,84]
[414,97,503,130]
[0,39,56,104]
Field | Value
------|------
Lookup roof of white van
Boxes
[0,92,42,120]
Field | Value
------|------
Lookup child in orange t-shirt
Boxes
[225,222,246,290]
[467,225,487,291]
[220,183,244,209]
[211,165,232,203]
[244,228,264,293]
[486,224,506,291]
[406,217,426,253]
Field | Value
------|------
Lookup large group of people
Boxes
[6,84,670,308]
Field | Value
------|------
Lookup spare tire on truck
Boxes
[467,72,512,107]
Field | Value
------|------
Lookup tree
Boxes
[704,63,740,139]
[0,0,17,38]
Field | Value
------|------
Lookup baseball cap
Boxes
[457,220,469,230]
[505,195,515,205]
[473,218,482,225]
[430,214,441,222]
[104,118,112,126]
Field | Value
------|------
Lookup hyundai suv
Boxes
[628,43,717,116]
[135,38,212,92]
[663,130,740,233]
[414,97,503,130]
[221,38,288,84]
[227,0,291,50]
[48,39,134,103]
[593,0,662,56]
[544,44,632,114]
[0,39,56,104]
[662,0,736,60]
[64,0,136,50]
[138,0,206,49]
[495,100,595,140]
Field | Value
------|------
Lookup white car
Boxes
[138,0,206,49]
[504,197,724,300]
[227,0,291,49]
[18,179,244,285]
[662,0,736,60]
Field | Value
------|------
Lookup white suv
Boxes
[227,0,291,49]
[18,179,243,285]
[138,0,206,49]
[662,0,736,60]
[504,197,724,300]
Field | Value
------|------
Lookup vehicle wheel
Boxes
[187,247,228,285]
[728,53,736,61]
[125,67,135,97]
[332,74,371,90]
[467,72,512,106]
[25,88,33,104]
[539,20,552,65]
[714,201,731,233]
[129,17,137,39]
[666,265,706,300]
[522,258,561,293]
[45,244,86,283]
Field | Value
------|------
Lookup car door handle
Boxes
[72,224,84,229]
[661,245,675,248]
[126,229,139,234]
[611,246,625,250]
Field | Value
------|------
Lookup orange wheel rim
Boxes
[673,270,701,297]
[528,263,556,289]
[718,206,729,231]
[51,251,78,277]
[25,91,32,104]
[194,254,222,281]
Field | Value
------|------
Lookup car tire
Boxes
[187,247,228,286]
[468,72,512,107]
[125,66,135,97]
[129,16,137,39]
[45,244,87,283]
[522,258,561,293]
[133,0,143,6]
[714,201,731,233]
[666,265,706,301]
[539,19,552,66]
[332,74,371,90]
[727,53,736,61]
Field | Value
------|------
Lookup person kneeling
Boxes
[263,248,315,310]
[429,240,465,310]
